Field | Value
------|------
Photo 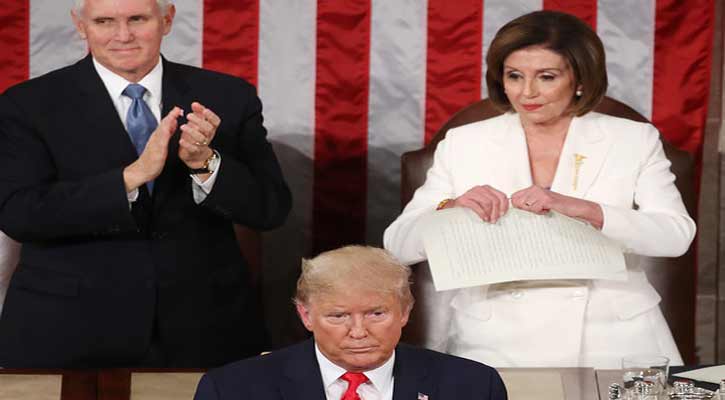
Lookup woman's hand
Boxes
[442,185,509,223]
[510,185,604,229]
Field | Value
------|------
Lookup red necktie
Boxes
[340,372,369,400]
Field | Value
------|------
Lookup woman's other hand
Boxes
[442,185,509,223]
[511,185,603,229]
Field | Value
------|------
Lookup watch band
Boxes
[189,150,218,175]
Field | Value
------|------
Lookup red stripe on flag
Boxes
[652,0,713,154]
[543,0,597,29]
[424,0,483,143]
[312,1,372,253]
[0,0,28,93]
[651,0,713,365]
[202,0,259,86]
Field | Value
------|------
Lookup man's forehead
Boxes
[81,0,160,16]
[310,290,400,309]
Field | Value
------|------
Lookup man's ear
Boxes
[400,303,412,327]
[295,302,314,332]
[162,4,176,35]
[70,10,87,40]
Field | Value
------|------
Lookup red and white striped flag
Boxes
[0,1,713,275]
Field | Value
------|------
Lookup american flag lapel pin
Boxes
[417,392,429,400]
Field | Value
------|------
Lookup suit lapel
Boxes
[153,58,191,209]
[280,340,328,400]
[392,346,433,400]
[73,55,139,167]
[551,114,613,198]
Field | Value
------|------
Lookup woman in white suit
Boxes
[384,11,696,369]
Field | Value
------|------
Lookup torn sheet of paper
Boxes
[420,208,626,291]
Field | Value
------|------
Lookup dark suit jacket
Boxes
[193,339,508,399]
[0,55,291,368]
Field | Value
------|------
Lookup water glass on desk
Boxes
[621,355,669,399]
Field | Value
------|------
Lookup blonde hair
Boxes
[294,245,414,311]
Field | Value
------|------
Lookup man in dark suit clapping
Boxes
[194,246,507,400]
[0,0,291,367]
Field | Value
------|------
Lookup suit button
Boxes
[510,290,523,299]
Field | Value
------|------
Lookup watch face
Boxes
[190,151,217,174]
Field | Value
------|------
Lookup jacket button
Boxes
[510,290,523,299]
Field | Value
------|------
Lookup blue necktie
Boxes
[123,83,158,192]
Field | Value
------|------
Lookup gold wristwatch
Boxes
[189,150,218,174]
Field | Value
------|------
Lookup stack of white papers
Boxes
[421,208,626,291]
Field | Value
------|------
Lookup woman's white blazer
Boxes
[384,111,696,362]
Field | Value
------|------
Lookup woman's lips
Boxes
[522,104,543,111]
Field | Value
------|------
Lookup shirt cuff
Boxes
[191,151,221,204]
[127,188,139,209]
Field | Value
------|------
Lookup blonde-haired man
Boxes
[194,246,507,400]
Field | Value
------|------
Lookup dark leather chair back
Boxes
[400,96,697,363]
[234,225,262,282]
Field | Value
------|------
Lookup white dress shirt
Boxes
[315,344,395,400]
[0,231,20,317]
[92,57,219,203]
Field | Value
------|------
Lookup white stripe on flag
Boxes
[257,0,316,322]
[481,0,542,98]
[30,0,86,78]
[258,0,316,159]
[598,0,656,119]
[366,0,428,245]
[161,0,203,67]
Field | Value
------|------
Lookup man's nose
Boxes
[347,316,368,339]
[115,22,133,41]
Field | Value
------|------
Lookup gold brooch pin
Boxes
[573,153,587,191]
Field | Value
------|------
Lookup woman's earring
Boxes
[575,89,583,97]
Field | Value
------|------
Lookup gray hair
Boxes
[73,0,172,16]
[294,245,414,311]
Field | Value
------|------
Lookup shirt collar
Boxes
[314,343,395,395]
[93,56,163,103]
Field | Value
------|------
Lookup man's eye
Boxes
[94,18,112,25]
[129,16,148,23]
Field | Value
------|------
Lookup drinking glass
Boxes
[621,355,669,398]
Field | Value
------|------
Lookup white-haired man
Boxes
[0,0,291,367]
[194,246,507,400]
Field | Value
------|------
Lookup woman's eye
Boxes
[540,74,556,81]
